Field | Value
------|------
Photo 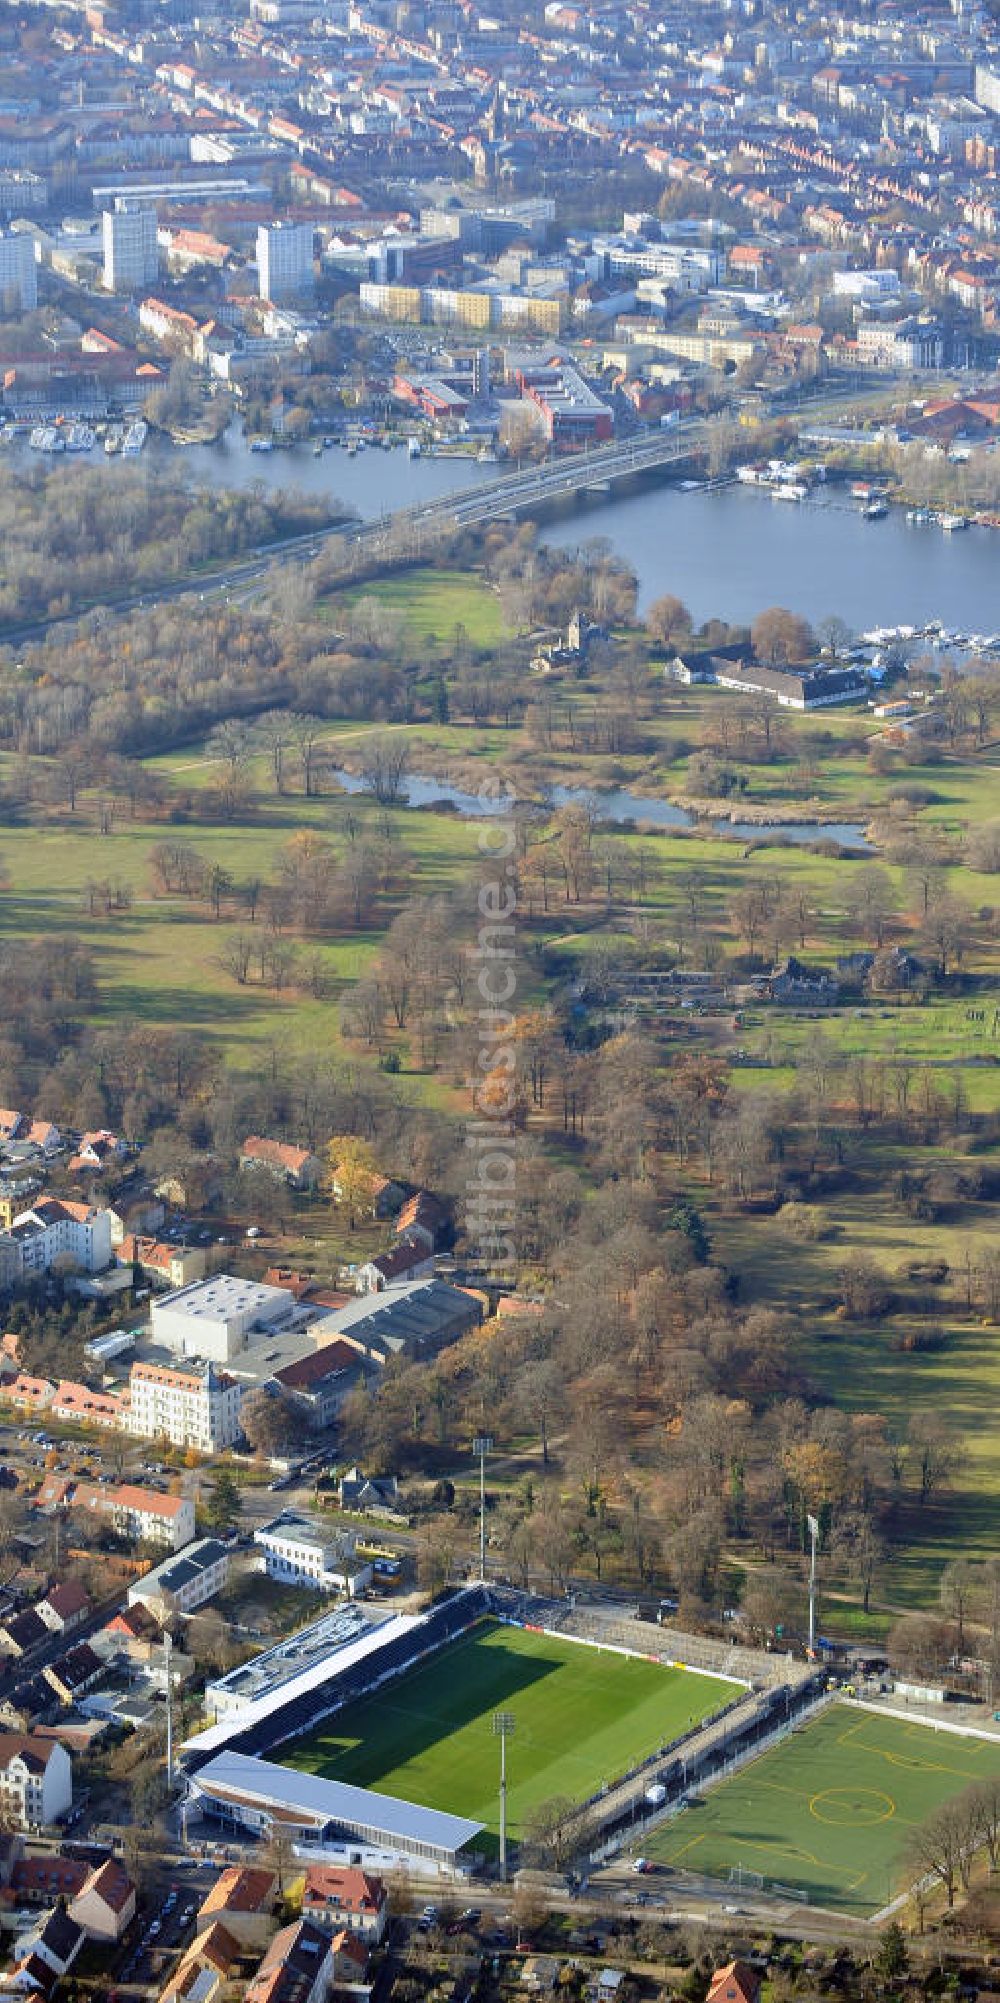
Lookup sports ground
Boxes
[287,1618,737,1839]
[645,1704,1000,1916]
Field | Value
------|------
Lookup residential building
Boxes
[244,1917,337,2003]
[128,1359,242,1451]
[337,1467,402,1518]
[0,1734,71,1829]
[195,1867,278,1950]
[0,231,36,312]
[356,1242,435,1293]
[102,199,158,291]
[102,1483,195,1551]
[51,1381,127,1428]
[10,1199,112,1276]
[11,1855,88,1908]
[150,1275,296,1364]
[0,1236,22,1290]
[0,1609,48,1660]
[302,1867,387,1943]
[254,1512,372,1596]
[330,1164,403,1220]
[117,1235,208,1289]
[35,1582,89,1636]
[240,1137,322,1188]
[42,1641,104,1706]
[161,1920,242,2003]
[128,1538,229,1620]
[257,220,314,300]
[707,1964,761,2003]
[11,1905,84,1986]
[68,1858,136,1942]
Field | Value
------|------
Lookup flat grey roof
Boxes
[151,1275,294,1324]
[195,1751,483,1855]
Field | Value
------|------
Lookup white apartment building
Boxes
[102,199,158,290]
[0,231,37,312]
[128,1538,229,1620]
[11,1200,112,1276]
[257,220,314,300]
[108,1485,195,1552]
[0,1735,71,1830]
[128,1359,242,1451]
[254,1512,372,1596]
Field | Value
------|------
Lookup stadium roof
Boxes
[193,1752,483,1859]
[184,1610,421,1759]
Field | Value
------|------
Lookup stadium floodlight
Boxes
[806,1512,820,1658]
[493,1710,516,1881]
[473,1436,493,1584]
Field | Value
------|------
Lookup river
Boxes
[17,424,1000,634]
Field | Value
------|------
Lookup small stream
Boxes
[330,768,873,850]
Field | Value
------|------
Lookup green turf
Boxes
[644,1704,1000,1916]
[286,1619,736,1839]
[331,567,508,647]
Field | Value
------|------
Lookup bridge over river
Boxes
[335,423,700,563]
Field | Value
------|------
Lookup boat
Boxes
[940,513,968,532]
[906,508,930,524]
[64,423,95,452]
[249,436,274,453]
[313,441,323,456]
[105,425,123,455]
[407,436,421,459]
[29,425,64,453]
[773,482,806,502]
[862,500,887,520]
[121,419,147,457]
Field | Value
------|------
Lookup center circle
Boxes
[810,1788,896,1826]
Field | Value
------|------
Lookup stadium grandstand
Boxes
[182,1585,492,1773]
[189,1754,483,1869]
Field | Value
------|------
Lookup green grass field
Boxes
[287,1619,737,1840]
[645,1705,1000,1916]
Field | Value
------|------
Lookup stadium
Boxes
[181,1586,751,1876]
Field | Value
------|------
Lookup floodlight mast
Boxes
[807,1512,819,1658]
[473,1436,493,1583]
[493,1710,515,1881]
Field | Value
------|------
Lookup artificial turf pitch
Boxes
[645,1704,1000,1916]
[286,1618,736,1839]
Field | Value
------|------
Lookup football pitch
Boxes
[287,1619,737,1839]
[645,1705,1000,1916]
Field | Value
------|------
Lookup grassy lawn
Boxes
[330,568,508,648]
[645,1704,1000,1915]
[286,1618,736,1838]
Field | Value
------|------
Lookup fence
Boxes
[586,1678,829,1865]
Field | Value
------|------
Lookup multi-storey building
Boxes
[128,1359,242,1452]
[11,1200,112,1276]
[106,1485,195,1552]
[257,220,314,300]
[102,200,158,291]
[0,231,36,312]
[0,1735,71,1830]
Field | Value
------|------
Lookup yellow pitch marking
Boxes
[810,1787,896,1827]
